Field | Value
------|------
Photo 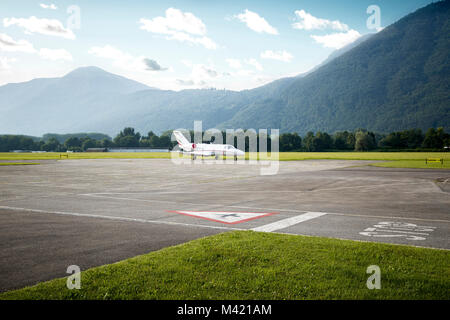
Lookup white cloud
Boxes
[177,63,225,88]
[311,29,361,49]
[192,64,218,79]
[235,69,256,77]
[181,59,193,68]
[39,48,72,61]
[141,7,205,35]
[260,50,293,62]
[0,57,16,70]
[89,45,167,72]
[226,58,242,69]
[292,10,349,31]
[89,45,131,62]
[0,33,36,52]
[40,3,58,10]
[176,79,195,86]
[291,10,361,50]
[166,31,217,50]
[235,9,278,35]
[246,58,263,71]
[139,8,217,50]
[226,58,263,72]
[3,16,75,39]
[0,33,72,63]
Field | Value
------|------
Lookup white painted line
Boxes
[79,181,429,195]
[0,205,243,231]
[252,212,327,232]
[367,229,430,236]
[78,193,450,224]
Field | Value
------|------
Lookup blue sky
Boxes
[0,0,434,90]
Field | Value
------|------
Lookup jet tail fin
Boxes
[173,131,192,149]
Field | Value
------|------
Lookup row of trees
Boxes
[0,128,174,152]
[0,127,448,152]
[58,128,172,152]
[0,135,110,153]
[285,128,449,151]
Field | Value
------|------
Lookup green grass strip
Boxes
[1,231,448,300]
[0,152,449,162]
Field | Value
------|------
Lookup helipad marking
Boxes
[168,210,277,225]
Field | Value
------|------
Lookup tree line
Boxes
[281,128,449,151]
[0,128,173,152]
[0,127,448,152]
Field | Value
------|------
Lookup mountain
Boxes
[57,66,151,94]
[0,67,151,136]
[221,0,450,134]
[0,1,449,137]
[308,33,374,73]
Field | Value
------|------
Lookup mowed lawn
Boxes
[0,152,448,169]
[1,231,448,300]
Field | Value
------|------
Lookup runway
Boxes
[0,158,448,291]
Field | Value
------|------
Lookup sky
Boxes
[0,0,434,91]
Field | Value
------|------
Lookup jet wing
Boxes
[191,150,215,156]
[181,150,215,156]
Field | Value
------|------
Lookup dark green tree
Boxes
[114,127,141,147]
[303,132,315,151]
[81,138,98,151]
[280,133,302,152]
[355,130,376,151]
[42,138,61,152]
[64,137,81,150]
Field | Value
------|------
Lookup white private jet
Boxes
[173,130,245,160]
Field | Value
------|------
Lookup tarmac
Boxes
[0,158,448,291]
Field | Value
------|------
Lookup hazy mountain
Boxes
[221,0,450,134]
[0,67,151,136]
[0,1,448,137]
[57,66,152,94]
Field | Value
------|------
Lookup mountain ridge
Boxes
[0,1,448,136]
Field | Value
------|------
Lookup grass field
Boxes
[1,231,448,300]
[0,152,448,169]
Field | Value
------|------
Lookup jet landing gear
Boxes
[191,154,196,160]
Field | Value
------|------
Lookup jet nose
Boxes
[237,150,245,156]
